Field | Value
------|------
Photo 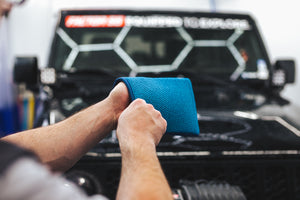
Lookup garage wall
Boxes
[8,0,300,106]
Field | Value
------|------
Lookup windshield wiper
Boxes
[143,69,261,94]
[68,68,121,79]
[175,69,244,90]
[139,69,236,87]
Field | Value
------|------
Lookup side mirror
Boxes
[13,57,39,86]
[272,59,296,86]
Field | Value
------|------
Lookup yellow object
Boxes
[18,84,35,130]
[27,92,35,129]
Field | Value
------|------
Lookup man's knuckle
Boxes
[134,98,145,105]
[163,118,167,126]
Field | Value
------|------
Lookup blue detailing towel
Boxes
[114,77,199,136]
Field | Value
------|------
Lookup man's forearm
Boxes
[1,83,129,172]
[1,98,116,172]
[117,143,173,200]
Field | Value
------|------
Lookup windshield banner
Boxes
[65,15,251,30]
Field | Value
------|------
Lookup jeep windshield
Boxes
[49,11,271,110]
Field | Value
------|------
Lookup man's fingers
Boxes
[118,98,167,147]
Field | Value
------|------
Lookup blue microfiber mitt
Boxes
[114,77,199,136]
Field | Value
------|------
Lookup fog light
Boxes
[272,69,285,86]
[40,68,56,84]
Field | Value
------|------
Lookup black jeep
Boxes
[14,10,300,200]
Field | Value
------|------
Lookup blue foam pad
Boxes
[114,77,199,136]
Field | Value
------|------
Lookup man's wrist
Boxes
[92,98,116,131]
[120,139,157,160]
[103,96,119,129]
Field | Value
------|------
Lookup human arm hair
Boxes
[116,99,173,200]
[1,83,129,172]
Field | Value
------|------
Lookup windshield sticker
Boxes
[183,17,251,30]
[65,15,251,30]
[241,59,269,80]
[125,15,183,28]
[65,15,125,28]
[257,59,269,79]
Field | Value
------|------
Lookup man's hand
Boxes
[108,82,130,129]
[0,0,12,17]
[117,98,167,152]
[116,99,172,200]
